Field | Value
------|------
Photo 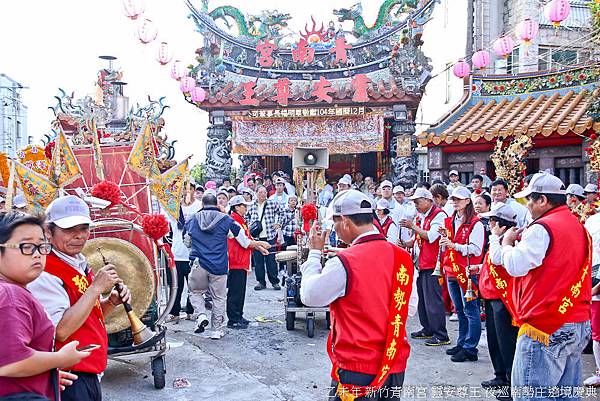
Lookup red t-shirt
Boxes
[0,279,56,400]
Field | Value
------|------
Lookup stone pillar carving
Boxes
[204,123,232,183]
[390,120,418,187]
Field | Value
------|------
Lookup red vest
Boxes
[377,217,395,238]
[44,253,108,373]
[479,252,512,300]
[442,214,484,277]
[330,234,413,375]
[228,212,253,271]
[513,205,591,329]
[417,205,446,270]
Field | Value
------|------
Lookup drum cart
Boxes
[66,144,178,389]
[278,246,330,338]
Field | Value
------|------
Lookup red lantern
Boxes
[137,19,157,44]
[170,60,187,80]
[544,0,571,28]
[472,50,491,70]
[453,61,471,79]
[516,18,539,44]
[156,42,173,65]
[122,0,145,20]
[190,87,206,102]
[180,76,196,93]
[493,36,514,59]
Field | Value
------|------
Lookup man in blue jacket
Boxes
[185,193,268,339]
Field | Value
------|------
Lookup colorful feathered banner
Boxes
[48,128,82,187]
[14,160,58,212]
[127,123,161,179]
[150,158,188,220]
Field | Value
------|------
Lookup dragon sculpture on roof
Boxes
[333,0,419,38]
[208,6,292,43]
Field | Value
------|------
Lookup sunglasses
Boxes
[0,242,53,255]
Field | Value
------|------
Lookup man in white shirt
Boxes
[300,190,417,398]
[380,180,396,209]
[447,169,463,193]
[490,179,530,228]
[390,185,415,243]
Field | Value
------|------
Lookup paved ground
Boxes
[102,274,597,401]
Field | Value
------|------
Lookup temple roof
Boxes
[417,66,600,147]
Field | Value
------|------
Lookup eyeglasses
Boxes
[0,242,53,255]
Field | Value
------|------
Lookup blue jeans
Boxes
[447,277,481,354]
[511,321,591,401]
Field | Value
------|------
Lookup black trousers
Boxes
[253,238,279,286]
[329,370,405,401]
[166,260,194,315]
[416,269,449,341]
[61,372,101,401]
[484,299,518,382]
[227,269,247,322]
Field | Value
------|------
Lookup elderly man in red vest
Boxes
[301,190,416,401]
[400,188,451,347]
[29,195,131,401]
[492,172,591,400]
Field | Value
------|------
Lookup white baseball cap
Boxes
[376,199,390,210]
[408,187,434,201]
[393,185,405,194]
[46,195,92,229]
[479,202,517,223]
[228,195,253,207]
[584,183,598,194]
[338,174,352,186]
[449,169,459,176]
[331,189,374,216]
[513,171,565,199]
[449,187,472,200]
[274,177,286,185]
[380,180,393,189]
[566,184,585,197]
[13,194,27,209]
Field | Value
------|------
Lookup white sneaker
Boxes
[194,314,209,334]
[584,370,600,387]
[209,329,225,340]
[449,313,459,322]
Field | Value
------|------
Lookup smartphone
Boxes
[77,344,100,352]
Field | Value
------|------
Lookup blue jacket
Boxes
[184,207,240,275]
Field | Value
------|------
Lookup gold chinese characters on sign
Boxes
[247,106,366,119]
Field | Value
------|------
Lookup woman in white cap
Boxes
[374,199,399,244]
[439,186,485,363]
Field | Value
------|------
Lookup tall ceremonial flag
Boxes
[48,128,82,187]
[127,123,161,179]
[89,119,105,180]
[14,160,58,212]
[150,158,189,220]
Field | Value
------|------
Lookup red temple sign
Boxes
[256,40,277,68]
[292,39,315,64]
[272,78,291,106]
[330,37,352,65]
[352,74,371,102]
[239,81,260,106]
[311,76,335,103]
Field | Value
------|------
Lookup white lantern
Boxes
[170,60,187,80]
[156,42,173,65]
[137,19,158,44]
[122,0,145,20]
[180,77,196,93]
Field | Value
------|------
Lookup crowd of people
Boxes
[1,166,600,401]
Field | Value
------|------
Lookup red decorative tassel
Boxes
[142,213,170,240]
[301,203,318,233]
[91,180,122,205]
[44,141,55,160]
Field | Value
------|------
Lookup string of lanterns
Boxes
[121,0,206,103]
[453,0,571,78]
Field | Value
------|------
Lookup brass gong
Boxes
[82,237,155,334]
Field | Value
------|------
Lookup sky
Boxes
[0,0,389,166]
